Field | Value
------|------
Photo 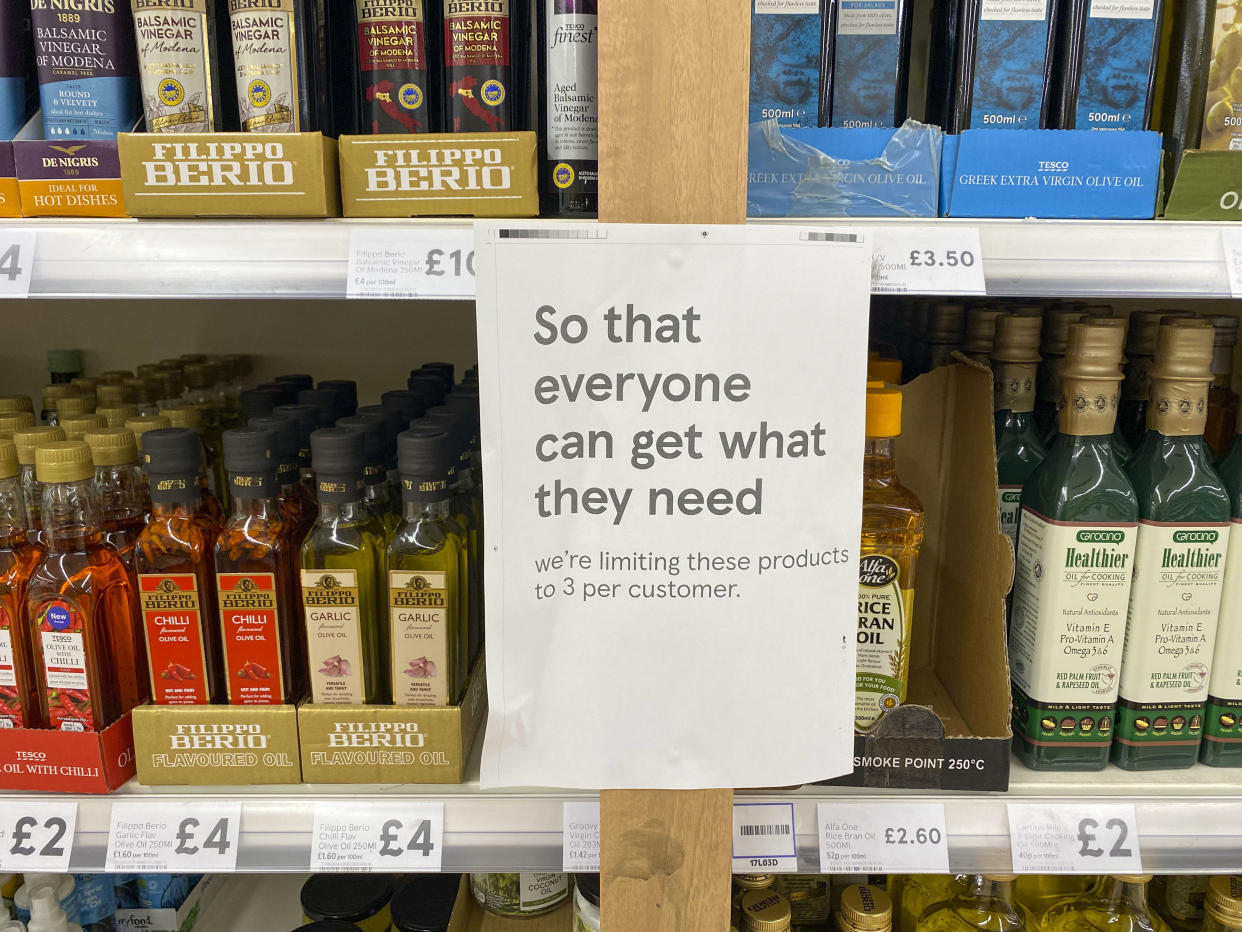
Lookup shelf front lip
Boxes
[2,216,1234,300]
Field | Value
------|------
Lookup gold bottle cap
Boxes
[1063,322,1126,381]
[1151,320,1215,383]
[125,415,173,452]
[868,358,902,385]
[154,370,184,400]
[99,369,133,384]
[992,313,1043,364]
[179,353,207,365]
[84,428,138,466]
[0,438,17,480]
[838,885,892,932]
[866,387,902,438]
[964,308,1005,355]
[735,875,776,891]
[96,383,134,406]
[13,427,66,465]
[97,404,139,428]
[161,404,202,431]
[1206,877,1242,927]
[182,363,213,390]
[0,395,33,415]
[35,441,93,484]
[124,377,155,404]
[1041,308,1086,355]
[41,384,76,404]
[1084,303,1115,318]
[70,377,98,394]
[0,412,35,435]
[135,364,161,379]
[741,889,791,932]
[983,874,1019,882]
[55,394,94,417]
[926,303,965,341]
[1126,309,1195,356]
[1111,875,1153,884]
[59,414,107,442]
[223,353,251,377]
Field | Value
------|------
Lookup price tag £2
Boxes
[870,226,986,295]
[733,802,799,873]
[1008,803,1142,874]
[818,802,949,874]
[0,801,76,872]
[105,801,241,872]
[347,228,475,300]
[311,802,444,873]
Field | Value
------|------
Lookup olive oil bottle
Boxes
[1118,310,1196,452]
[1016,876,1095,918]
[1115,320,1231,771]
[1010,322,1139,771]
[1204,408,1242,765]
[895,876,968,932]
[1202,877,1242,932]
[301,428,388,705]
[856,386,924,732]
[1035,309,1087,445]
[1040,876,1171,932]
[993,313,1047,551]
[913,875,1025,932]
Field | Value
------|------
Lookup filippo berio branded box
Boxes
[0,712,136,793]
[118,132,339,217]
[338,131,538,217]
[298,657,487,784]
[132,702,301,786]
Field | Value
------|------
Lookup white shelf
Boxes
[3,217,1236,300]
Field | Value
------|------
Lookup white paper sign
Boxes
[563,801,601,872]
[476,223,869,790]
[310,802,444,872]
[734,802,799,873]
[1008,803,1143,874]
[347,227,475,299]
[0,231,36,298]
[818,803,949,873]
[1222,230,1242,298]
[0,801,76,871]
[871,226,986,295]
[105,801,241,872]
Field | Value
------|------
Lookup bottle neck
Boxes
[403,497,452,521]
[994,361,1038,415]
[1059,375,1122,437]
[150,499,198,520]
[1099,878,1151,915]
[229,492,281,520]
[1212,342,1235,388]
[93,463,143,521]
[317,499,366,523]
[0,475,28,535]
[1148,377,1210,437]
[964,876,1017,908]
[41,478,101,550]
[864,437,897,480]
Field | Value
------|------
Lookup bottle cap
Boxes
[297,389,340,427]
[1126,309,1195,357]
[1151,319,1215,383]
[838,885,892,932]
[301,875,394,925]
[406,373,447,407]
[181,363,213,390]
[55,395,94,418]
[222,353,251,377]
[125,377,155,404]
[964,308,1005,356]
[318,380,358,417]
[41,384,76,408]
[381,389,429,423]
[1111,875,1153,884]
[336,414,387,466]
[142,428,203,476]
[102,368,135,382]
[240,389,281,422]
[356,404,404,449]
[734,876,775,891]
[59,414,107,442]
[125,415,173,452]
[178,353,207,365]
[926,303,965,341]
[1041,308,1087,356]
[35,441,93,484]
[154,370,183,400]
[275,373,314,393]
[398,429,453,478]
[254,382,297,407]
[420,361,455,385]
[1062,322,1126,381]
[982,874,1018,882]
[310,428,365,475]
[867,358,903,385]
[0,413,35,435]
[1206,877,1242,928]
[160,404,203,431]
[388,873,462,932]
[83,428,137,466]
[575,874,601,910]
[740,889,791,932]
[222,427,276,474]
[13,427,66,465]
[1209,315,1240,348]
[248,415,298,464]
[27,885,71,932]
[96,383,134,406]
[0,395,32,415]
[0,439,18,480]
[71,377,97,394]
[97,404,139,429]
[273,404,319,463]
[46,349,83,376]
[1084,303,1115,318]
[991,313,1042,364]
[865,388,902,439]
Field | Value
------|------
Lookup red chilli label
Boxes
[217,572,285,704]
[37,599,92,731]
[0,600,26,727]
[141,573,210,705]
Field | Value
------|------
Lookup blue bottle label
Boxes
[1074,0,1159,131]
[969,0,1052,129]
[832,0,901,127]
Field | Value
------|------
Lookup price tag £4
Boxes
[0,801,76,872]
[311,802,444,873]
[105,802,241,872]
[871,226,986,296]
[1008,804,1142,874]
[818,803,949,874]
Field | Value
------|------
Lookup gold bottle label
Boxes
[1058,375,1121,436]
[995,361,1037,414]
[389,570,450,706]
[855,554,913,730]
[1148,378,1209,436]
[302,569,365,705]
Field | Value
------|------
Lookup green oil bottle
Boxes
[1118,310,1197,452]
[993,314,1047,552]
[1204,407,1242,766]
[1035,308,1087,445]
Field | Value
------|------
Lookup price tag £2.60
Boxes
[1008,803,1142,874]
[311,802,444,873]
[105,801,241,872]
[0,801,77,872]
[870,226,986,296]
[818,802,949,874]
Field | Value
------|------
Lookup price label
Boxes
[310,802,444,873]
[563,801,600,872]
[0,801,76,872]
[347,228,475,299]
[0,231,36,298]
[871,226,986,295]
[817,802,949,873]
[1008,804,1142,874]
[1222,230,1242,298]
[733,802,798,873]
[105,802,241,872]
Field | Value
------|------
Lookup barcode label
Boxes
[740,824,792,836]
[732,803,798,872]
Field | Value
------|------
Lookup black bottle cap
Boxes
[300,875,394,924]
[291,923,363,932]
[275,373,314,393]
[417,410,469,456]
[141,428,202,476]
[248,414,298,464]
[576,874,600,908]
[222,427,276,473]
[356,404,403,446]
[336,414,387,466]
[310,427,365,475]
[380,389,429,424]
[239,388,281,422]
[417,362,454,388]
[443,393,479,428]
[298,389,340,427]
[318,380,358,418]
[405,373,447,407]
[257,381,300,406]
[389,873,461,932]
[398,429,451,477]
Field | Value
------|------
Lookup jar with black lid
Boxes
[390,873,462,932]
[300,875,394,932]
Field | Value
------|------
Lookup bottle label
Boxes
[355,0,431,133]
[218,572,285,704]
[1009,511,1136,746]
[140,573,210,705]
[37,600,92,731]
[133,0,214,133]
[229,0,298,132]
[998,486,1022,546]
[389,570,450,706]
[855,553,913,730]
[0,600,24,727]
[969,2,1052,129]
[838,0,897,34]
[1075,3,1159,131]
[544,1,598,162]
[302,568,365,705]
[995,361,1038,413]
[1206,518,1242,746]
[1116,521,1228,747]
[470,872,569,915]
[981,0,1047,18]
[832,1,902,128]
[444,0,512,132]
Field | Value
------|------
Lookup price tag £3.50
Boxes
[0,801,77,872]
[105,801,241,872]
[1008,804,1142,874]
[870,226,986,296]
[311,802,444,873]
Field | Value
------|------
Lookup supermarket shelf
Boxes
[2,217,1237,300]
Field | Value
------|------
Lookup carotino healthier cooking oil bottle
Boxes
[1115,320,1231,771]
[993,313,1047,551]
[1204,406,1242,766]
[1009,322,1139,771]
[856,386,925,732]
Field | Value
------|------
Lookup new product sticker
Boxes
[140,574,210,705]
[302,569,365,705]
[37,600,91,731]
[218,572,285,704]
[390,570,450,706]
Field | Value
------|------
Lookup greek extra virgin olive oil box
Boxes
[338,132,538,217]
[820,359,1014,791]
[0,711,137,793]
[132,702,301,786]
[118,132,339,217]
[298,656,487,784]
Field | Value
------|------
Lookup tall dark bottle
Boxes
[355,0,440,133]
[537,0,597,215]
[443,0,530,132]
[228,0,329,132]
[132,0,234,132]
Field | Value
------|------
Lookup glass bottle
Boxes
[1205,315,1240,460]
[840,885,892,932]
[301,428,388,705]
[1205,404,1242,765]
[536,0,598,216]
[993,313,1047,553]
[914,875,1025,932]
[741,888,792,932]
[249,414,318,545]
[1016,877,1096,918]
[14,426,67,543]
[136,428,225,705]
[83,428,145,569]
[1116,321,1231,771]
[59,414,106,443]
[387,429,464,706]
[1010,322,1139,771]
[1150,876,1207,932]
[1202,877,1242,932]
[856,386,925,731]
[162,401,226,510]
[1036,308,1087,445]
[215,427,303,705]
[1041,876,1170,932]
[964,307,1004,365]
[46,349,83,386]
[274,403,321,502]
[27,441,144,730]
[126,414,178,520]
[0,438,45,728]
[1118,310,1196,453]
[354,0,439,133]
[229,0,329,132]
[895,877,968,932]
[337,413,399,535]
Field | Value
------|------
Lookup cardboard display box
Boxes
[116,874,221,932]
[0,141,18,218]
[299,657,487,784]
[820,360,1014,791]
[132,702,300,786]
[0,712,136,793]
[339,132,538,217]
[1164,150,1242,220]
[447,876,573,932]
[119,132,339,218]
[12,112,131,218]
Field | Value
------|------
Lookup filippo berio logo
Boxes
[303,573,358,607]
[365,144,513,194]
[327,721,425,748]
[391,575,447,608]
[140,140,295,188]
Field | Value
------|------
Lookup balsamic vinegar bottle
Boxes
[228,0,329,132]
[354,0,440,133]
[131,0,232,132]
[443,0,530,132]
[537,0,597,214]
